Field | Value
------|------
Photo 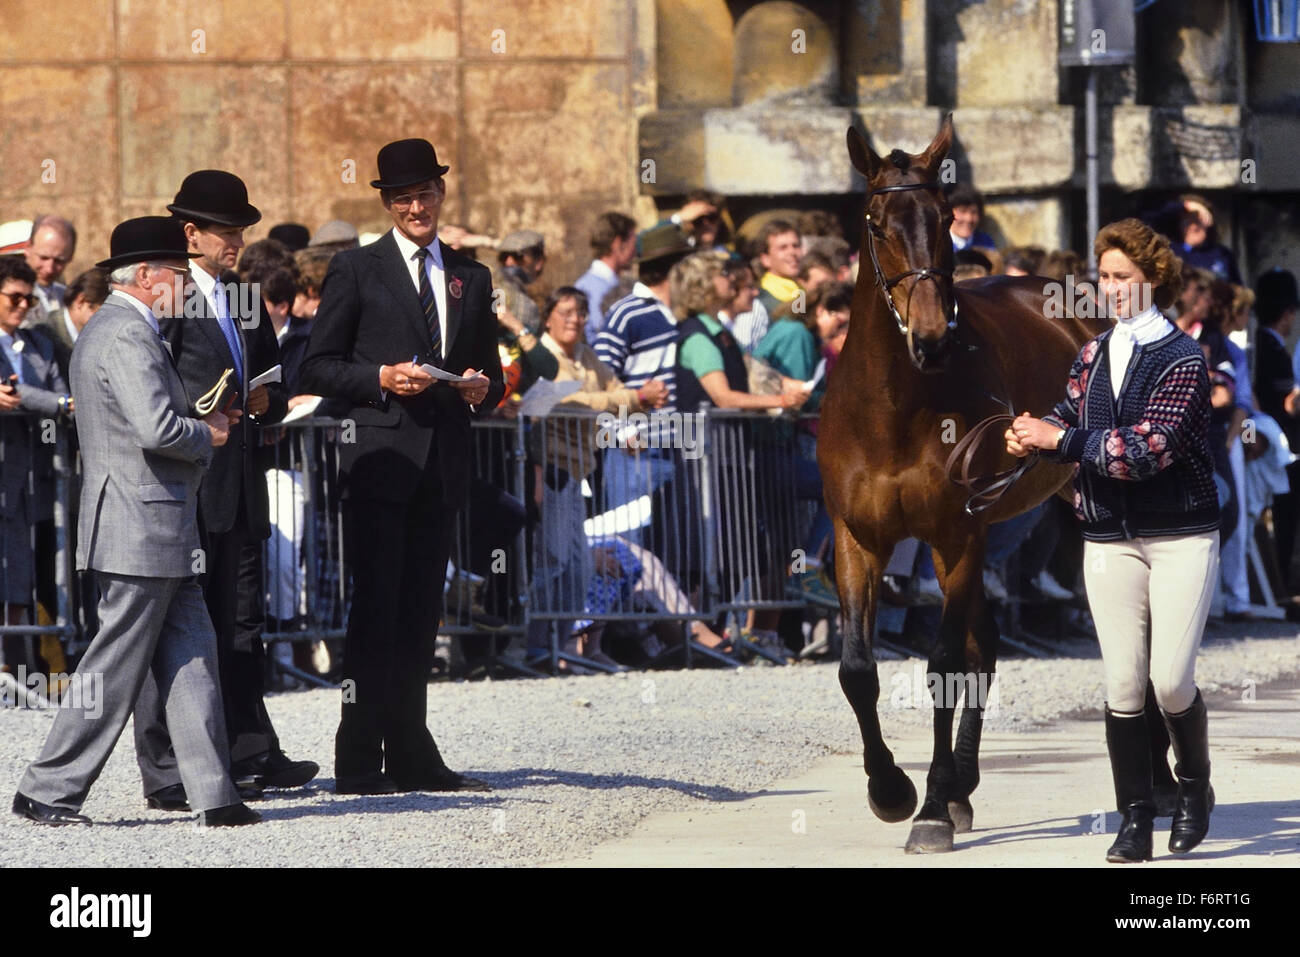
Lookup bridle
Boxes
[863,180,958,341]
[864,180,1033,515]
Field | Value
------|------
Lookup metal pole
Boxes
[1085,66,1099,273]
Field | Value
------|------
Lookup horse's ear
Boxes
[918,112,954,173]
[847,127,882,180]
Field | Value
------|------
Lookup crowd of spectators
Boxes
[3,183,1297,684]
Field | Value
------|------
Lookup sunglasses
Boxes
[2,291,35,307]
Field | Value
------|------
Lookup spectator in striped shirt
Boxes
[592,223,692,555]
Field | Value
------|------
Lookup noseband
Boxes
[863,180,958,339]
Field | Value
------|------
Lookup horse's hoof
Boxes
[905,819,956,854]
[948,798,974,833]
[866,768,917,824]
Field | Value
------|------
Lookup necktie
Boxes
[415,247,442,362]
[214,283,245,384]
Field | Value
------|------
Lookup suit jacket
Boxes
[298,231,505,507]
[70,293,213,577]
[0,324,67,523]
[1254,326,1298,450]
[159,268,287,538]
[34,308,76,382]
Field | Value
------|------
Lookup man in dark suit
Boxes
[299,138,502,794]
[1253,268,1300,591]
[133,170,318,811]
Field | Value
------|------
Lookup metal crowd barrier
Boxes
[0,411,81,687]
[16,402,1097,687]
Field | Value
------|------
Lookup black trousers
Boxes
[134,511,280,795]
[335,463,456,781]
[1271,461,1300,593]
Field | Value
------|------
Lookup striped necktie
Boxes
[414,247,442,362]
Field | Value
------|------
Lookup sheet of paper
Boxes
[194,368,235,415]
[279,396,322,424]
[518,378,581,417]
[801,357,827,393]
[417,363,483,383]
[248,364,282,390]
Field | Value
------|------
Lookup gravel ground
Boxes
[3,619,1297,867]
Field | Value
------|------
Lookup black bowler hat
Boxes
[167,169,262,227]
[95,217,200,270]
[370,138,450,190]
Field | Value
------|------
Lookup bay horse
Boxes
[818,115,1109,853]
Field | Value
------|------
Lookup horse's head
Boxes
[848,114,958,373]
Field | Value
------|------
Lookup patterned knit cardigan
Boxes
[1039,325,1221,542]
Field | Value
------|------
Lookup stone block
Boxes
[1108,105,1244,190]
[0,0,114,61]
[931,0,1058,107]
[460,63,630,200]
[981,195,1067,252]
[119,65,290,206]
[117,0,287,60]
[461,0,628,58]
[733,1,837,106]
[655,0,733,109]
[290,64,459,230]
[286,0,456,60]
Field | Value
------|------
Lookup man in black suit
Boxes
[1253,268,1300,591]
[133,170,318,811]
[299,138,502,795]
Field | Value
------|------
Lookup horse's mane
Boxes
[888,149,911,172]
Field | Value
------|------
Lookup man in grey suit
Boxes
[12,216,259,827]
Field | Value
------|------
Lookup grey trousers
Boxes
[18,573,239,814]
[1082,530,1220,714]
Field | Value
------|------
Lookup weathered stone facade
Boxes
[1,0,1296,284]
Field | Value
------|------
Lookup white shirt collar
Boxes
[108,289,161,334]
[1112,303,1171,345]
[391,227,443,269]
[63,309,79,343]
[188,262,225,315]
[632,281,675,324]
[588,259,616,283]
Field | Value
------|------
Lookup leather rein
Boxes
[862,179,1038,515]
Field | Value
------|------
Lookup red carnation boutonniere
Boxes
[448,277,464,300]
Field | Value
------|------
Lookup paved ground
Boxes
[556,678,1300,867]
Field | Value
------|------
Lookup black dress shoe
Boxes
[233,750,320,790]
[334,772,400,795]
[12,792,92,826]
[194,803,261,827]
[391,769,492,793]
[147,782,263,811]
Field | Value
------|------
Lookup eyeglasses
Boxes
[2,291,35,307]
[150,264,191,276]
[390,189,444,211]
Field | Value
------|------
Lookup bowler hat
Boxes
[167,169,262,227]
[95,216,199,270]
[370,138,450,190]
[635,223,692,264]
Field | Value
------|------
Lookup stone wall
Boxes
[0,0,652,286]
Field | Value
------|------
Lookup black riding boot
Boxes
[1162,689,1211,854]
[1104,707,1154,863]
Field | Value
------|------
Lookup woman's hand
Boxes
[1005,413,1061,457]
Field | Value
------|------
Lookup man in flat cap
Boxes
[13,217,257,827]
[132,170,317,813]
[299,138,502,794]
[493,229,546,333]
